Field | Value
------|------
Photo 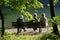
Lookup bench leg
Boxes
[17,28,20,34]
[23,28,26,32]
[39,28,41,33]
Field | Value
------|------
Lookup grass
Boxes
[0,30,42,40]
[0,27,60,40]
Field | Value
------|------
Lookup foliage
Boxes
[20,10,35,21]
[0,0,58,21]
[0,0,43,21]
[48,16,60,23]
[4,30,13,35]
[47,33,58,40]
[53,0,58,4]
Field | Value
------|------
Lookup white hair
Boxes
[42,13,46,17]
[34,13,37,17]
[19,15,23,19]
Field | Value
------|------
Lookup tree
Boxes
[0,10,5,37]
[49,0,59,35]
[0,0,43,37]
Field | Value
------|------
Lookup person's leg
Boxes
[39,28,42,33]
[33,27,37,31]
[19,28,21,32]
[17,27,19,34]
[22,26,26,32]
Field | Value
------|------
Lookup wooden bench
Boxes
[12,22,46,34]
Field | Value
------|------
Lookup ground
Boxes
[6,28,49,35]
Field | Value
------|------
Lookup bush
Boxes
[40,32,59,40]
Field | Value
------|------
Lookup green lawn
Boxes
[0,27,60,40]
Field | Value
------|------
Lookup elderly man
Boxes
[17,15,26,34]
[33,13,38,31]
[33,13,38,22]
[40,13,48,32]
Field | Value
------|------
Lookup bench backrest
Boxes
[12,22,40,28]
[12,22,46,28]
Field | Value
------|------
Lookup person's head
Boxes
[19,15,23,19]
[34,13,37,17]
[42,13,46,17]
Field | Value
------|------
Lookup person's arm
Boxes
[45,17,48,27]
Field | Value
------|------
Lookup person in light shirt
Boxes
[40,13,48,33]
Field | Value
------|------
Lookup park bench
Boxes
[12,22,46,34]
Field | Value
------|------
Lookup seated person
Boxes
[29,13,38,31]
[40,13,48,32]
[17,15,26,34]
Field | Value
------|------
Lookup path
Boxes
[6,28,48,35]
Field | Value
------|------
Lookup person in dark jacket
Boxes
[33,13,38,31]
[17,15,26,34]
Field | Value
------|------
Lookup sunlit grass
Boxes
[0,27,60,40]
[0,31,42,40]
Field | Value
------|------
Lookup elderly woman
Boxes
[40,13,48,33]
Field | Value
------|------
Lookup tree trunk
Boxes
[0,10,5,37]
[49,0,59,35]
